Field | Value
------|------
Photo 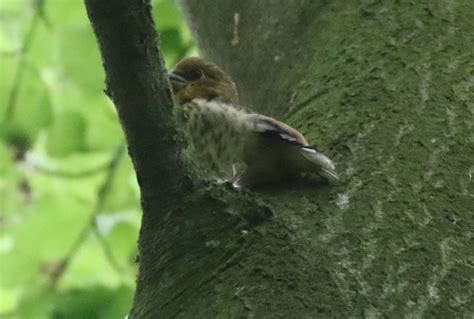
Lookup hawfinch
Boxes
[168,57,338,187]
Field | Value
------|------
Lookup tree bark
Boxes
[88,0,474,317]
[84,1,269,318]
[177,1,474,317]
[84,0,190,202]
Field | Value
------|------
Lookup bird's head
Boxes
[168,57,238,105]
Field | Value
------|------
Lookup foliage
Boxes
[0,0,194,317]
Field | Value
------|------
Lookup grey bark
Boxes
[88,0,474,318]
[176,0,474,318]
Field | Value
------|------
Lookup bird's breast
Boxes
[179,99,251,179]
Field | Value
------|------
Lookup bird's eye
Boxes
[182,69,203,82]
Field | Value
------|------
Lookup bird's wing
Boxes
[241,113,339,183]
[298,147,339,182]
[246,114,309,146]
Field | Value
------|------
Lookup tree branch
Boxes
[84,0,192,209]
[85,1,271,317]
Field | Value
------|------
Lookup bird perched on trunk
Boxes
[168,57,338,187]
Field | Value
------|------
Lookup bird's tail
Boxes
[299,147,339,183]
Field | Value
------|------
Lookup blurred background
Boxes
[0,0,195,317]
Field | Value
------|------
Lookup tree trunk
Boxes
[90,0,474,317]
[174,1,474,317]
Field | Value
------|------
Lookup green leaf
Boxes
[96,212,140,267]
[0,54,18,119]
[2,62,54,149]
[16,285,56,319]
[28,18,58,69]
[27,144,113,179]
[82,96,124,152]
[153,0,184,29]
[0,286,21,314]
[51,285,134,319]
[153,0,195,67]
[45,110,86,157]
[0,0,32,52]
[102,155,140,213]
[160,28,185,64]
[0,191,94,287]
[59,235,131,290]
[15,285,133,319]
[0,142,24,219]
[57,25,104,94]
[43,0,89,27]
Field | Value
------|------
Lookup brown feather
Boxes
[256,115,309,146]
[171,57,238,105]
[170,57,338,187]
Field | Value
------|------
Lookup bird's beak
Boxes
[168,71,187,92]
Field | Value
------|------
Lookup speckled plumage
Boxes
[177,98,250,181]
[169,57,339,187]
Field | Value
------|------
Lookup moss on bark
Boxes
[169,1,474,317]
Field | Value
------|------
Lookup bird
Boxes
[168,57,338,187]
